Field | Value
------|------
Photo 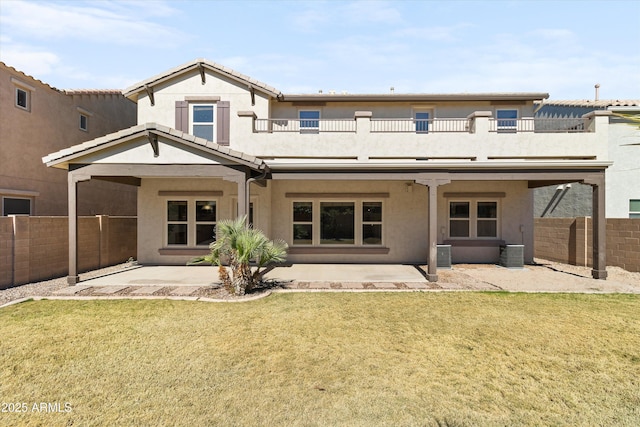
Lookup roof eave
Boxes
[278,93,550,103]
[42,123,267,172]
[266,160,611,171]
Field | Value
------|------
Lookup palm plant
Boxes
[189,216,288,295]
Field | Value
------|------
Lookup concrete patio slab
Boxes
[264,264,427,283]
[57,261,640,294]
[78,266,220,287]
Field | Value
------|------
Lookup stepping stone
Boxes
[309,281,331,289]
[372,282,397,289]
[169,286,202,296]
[52,285,93,295]
[406,283,429,289]
[130,286,163,295]
[342,282,364,289]
[94,285,129,294]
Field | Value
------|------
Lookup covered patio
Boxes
[43,124,612,286]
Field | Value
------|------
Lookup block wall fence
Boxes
[1,216,637,288]
[534,217,640,273]
[0,216,136,289]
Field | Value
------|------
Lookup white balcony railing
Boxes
[255,118,356,133]
[370,118,470,133]
[489,117,588,133]
[252,117,589,134]
[234,110,610,161]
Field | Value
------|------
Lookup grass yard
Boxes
[1,293,639,426]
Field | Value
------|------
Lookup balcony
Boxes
[254,117,589,134]
[234,111,609,161]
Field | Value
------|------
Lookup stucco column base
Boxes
[67,276,79,285]
[426,273,438,282]
[592,269,608,280]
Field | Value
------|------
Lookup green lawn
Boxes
[1,293,639,426]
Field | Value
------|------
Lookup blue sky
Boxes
[1,0,639,99]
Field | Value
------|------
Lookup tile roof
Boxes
[281,93,550,102]
[1,62,126,96]
[123,59,282,99]
[64,89,125,95]
[42,123,267,171]
[1,61,63,92]
[538,100,640,108]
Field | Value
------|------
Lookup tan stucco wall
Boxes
[438,181,534,263]
[270,180,429,264]
[0,63,137,216]
[137,177,261,265]
[270,100,537,120]
[137,176,533,265]
[135,69,271,131]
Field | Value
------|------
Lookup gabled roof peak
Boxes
[123,59,282,101]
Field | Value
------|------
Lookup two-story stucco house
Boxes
[43,59,612,284]
[533,100,640,219]
[1,62,137,216]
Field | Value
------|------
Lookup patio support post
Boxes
[426,184,438,282]
[589,175,607,279]
[237,177,247,219]
[67,172,90,285]
[415,177,450,282]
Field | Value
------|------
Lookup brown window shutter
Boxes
[175,101,188,132]
[217,101,230,146]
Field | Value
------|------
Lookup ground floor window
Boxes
[293,200,383,246]
[448,200,498,239]
[2,197,32,216]
[166,199,216,246]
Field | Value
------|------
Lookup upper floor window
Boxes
[79,113,88,131]
[630,200,640,219]
[496,109,517,133]
[299,110,320,133]
[191,104,215,141]
[2,197,32,216]
[15,87,30,111]
[415,111,430,133]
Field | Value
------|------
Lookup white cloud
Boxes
[0,0,188,47]
[341,1,403,25]
[0,46,61,80]
[289,0,403,33]
[393,24,472,42]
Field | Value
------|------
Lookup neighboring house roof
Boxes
[537,100,640,108]
[64,89,126,95]
[1,61,63,92]
[42,123,268,171]
[2,62,126,98]
[280,93,550,102]
[123,59,282,101]
[536,99,640,118]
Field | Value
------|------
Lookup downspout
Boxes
[245,167,269,224]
